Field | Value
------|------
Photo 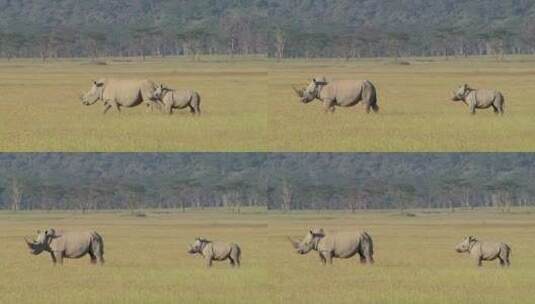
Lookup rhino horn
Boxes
[287,236,301,249]
[292,86,304,98]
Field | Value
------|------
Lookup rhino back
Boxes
[50,231,93,258]
[103,79,155,107]
[320,232,361,258]
[206,241,232,261]
[329,80,366,106]
[167,90,193,108]
[471,89,499,108]
[481,241,504,260]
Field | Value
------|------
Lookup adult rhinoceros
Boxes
[187,237,241,268]
[455,236,511,267]
[80,78,160,114]
[24,229,104,265]
[293,76,379,113]
[289,228,374,265]
[451,84,505,115]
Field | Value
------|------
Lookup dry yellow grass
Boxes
[0,57,268,152]
[1,56,535,152]
[268,57,535,152]
[1,209,534,304]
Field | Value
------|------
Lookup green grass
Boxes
[1,209,534,303]
[1,56,535,151]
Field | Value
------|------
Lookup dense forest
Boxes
[1,1,535,60]
[1,153,534,212]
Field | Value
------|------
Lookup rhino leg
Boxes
[89,251,97,264]
[205,257,213,268]
[323,100,335,113]
[188,104,196,114]
[476,257,482,267]
[191,93,201,115]
[469,103,477,115]
[320,251,333,265]
[318,253,327,265]
[50,252,57,264]
[229,246,240,268]
[359,253,367,264]
[102,103,112,114]
[53,251,63,265]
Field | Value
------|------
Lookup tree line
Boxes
[1,153,534,213]
[2,0,535,60]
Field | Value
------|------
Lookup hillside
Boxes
[1,0,535,58]
[1,153,534,211]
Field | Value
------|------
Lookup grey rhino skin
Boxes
[25,228,104,265]
[293,76,379,113]
[451,84,505,115]
[81,78,160,114]
[154,84,201,115]
[188,237,241,268]
[455,236,511,267]
[289,228,374,265]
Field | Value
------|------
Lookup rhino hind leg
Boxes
[89,251,98,264]
[191,93,201,115]
[90,233,105,265]
[229,246,241,268]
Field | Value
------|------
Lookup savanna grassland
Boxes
[1,56,535,152]
[1,209,534,304]
[0,57,268,152]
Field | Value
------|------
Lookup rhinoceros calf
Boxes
[81,78,160,114]
[187,237,241,268]
[154,84,201,115]
[289,228,374,265]
[455,236,511,267]
[451,84,505,115]
[25,229,104,265]
[293,76,379,113]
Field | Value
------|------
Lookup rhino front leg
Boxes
[319,253,327,265]
[102,102,112,114]
[323,100,335,114]
[50,252,57,264]
[469,102,477,115]
[320,251,333,265]
[53,251,63,265]
[205,257,213,268]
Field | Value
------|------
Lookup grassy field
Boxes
[1,209,534,304]
[1,56,535,152]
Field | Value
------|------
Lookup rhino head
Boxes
[455,235,477,253]
[294,77,328,103]
[24,229,55,255]
[81,79,106,105]
[154,84,171,100]
[188,237,207,254]
[289,228,325,255]
[451,84,470,103]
